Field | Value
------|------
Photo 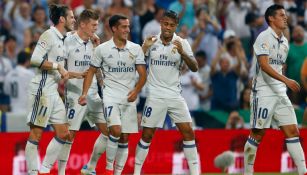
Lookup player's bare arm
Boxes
[68,70,88,79]
[38,60,69,81]
[173,40,198,72]
[78,66,97,105]
[257,55,300,92]
[127,64,147,102]
[142,36,157,54]
[95,68,104,87]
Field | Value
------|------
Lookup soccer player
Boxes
[134,10,199,175]
[3,51,34,114]
[24,4,78,175]
[244,4,307,175]
[56,9,106,175]
[79,14,147,175]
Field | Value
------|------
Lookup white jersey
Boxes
[13,153,27,175]
[172,152,201,175]
[251,27,288,97]
[3,66,35,113]
[227,152,244,174]
[65,33,98,96]
[90,38,145,104]
[281,151,297,173]
[145,33,195,98]
[30,26,66,96]
[0,57,13,94]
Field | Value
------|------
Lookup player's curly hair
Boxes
[163,10,179,24]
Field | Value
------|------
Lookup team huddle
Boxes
[24,3,307,175]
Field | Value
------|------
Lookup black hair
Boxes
[17,51,31,65]
[108,14,128,32]
[4,35,16,44]
[195,50,207,59]
[162,10,179,24]
[32,5,47,22]
[49,4,69,25]
[264,4,285,25]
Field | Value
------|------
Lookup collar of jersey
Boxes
[50,26,65,40]
[156,33,181,46]
[268,26,286,43]
[73,32,90,45]
[110,37,130,51]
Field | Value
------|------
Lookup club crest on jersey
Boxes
[171,47,177,54]
[261,43,269,51]
[39,41,47,49]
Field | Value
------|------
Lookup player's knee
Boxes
[57,130,70,140]
[142,134,153,143]
[109,126,121,138]
[251,129,265,141]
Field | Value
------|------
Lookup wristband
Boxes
[52,63,58,70]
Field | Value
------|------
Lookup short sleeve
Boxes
[31,32,52,67]
[182,39,194,58]
[253,34,270,56]
[90,46,103,68]
[135,45,146,65]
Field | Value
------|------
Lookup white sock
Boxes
[87,133,108,170]
[183,140,199,175]
[40,137,65,173]
[25,140,39,175]
[106,135,120,170]
[244,136,259,175]
[134,139,150,175]
[114,143,129,175]
[58,141,72,175]
[286,137,307,175]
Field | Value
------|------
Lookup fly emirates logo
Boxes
[108,61,134,72]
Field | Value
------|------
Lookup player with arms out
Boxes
[133,10,199,175]
[79,14,147,175]
[244,4,307,175]
[24,4,80,175]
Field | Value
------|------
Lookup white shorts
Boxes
[103,101,138,133]
[66,92,105,131]
[250,95,297,129]
[27,93,67,128]
[141,97,192,128]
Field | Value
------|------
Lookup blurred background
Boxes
[0,0,307,174]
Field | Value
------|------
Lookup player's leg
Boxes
[82,123,108,174]
[104,103,122,173]
[244,96,274,175]
[244,128,265,175]
[114,104,138,175]
[58,96,88,175]
[26,124,44,175]
[114,133,129,175]
[169,97,199,175]
[280,125,307,175]
[134,98,167,175]
[40,96,69,173]
[277,97,307,175]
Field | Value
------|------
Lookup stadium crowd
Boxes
[0,0,307,131]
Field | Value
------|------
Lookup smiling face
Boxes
[160,16,178,39]
[64,10,76,32]
[112,19,130,41]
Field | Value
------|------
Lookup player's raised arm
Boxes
[173,39,198,72]
[142,35,157,54]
